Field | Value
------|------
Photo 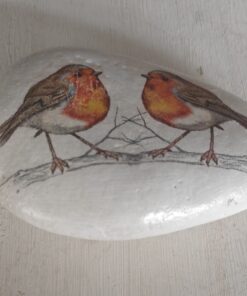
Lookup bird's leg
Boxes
[148,130,190,159]
[200,127,218,166]
[71,133,119,160]
[45,132,69,174]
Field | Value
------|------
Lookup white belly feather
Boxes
[172,102,229,130]
[24,102,89,134]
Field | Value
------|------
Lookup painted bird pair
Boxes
[0,64,247,173]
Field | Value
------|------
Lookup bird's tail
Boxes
[220,104,247,129]
[0,115,22,146]
[233,112,247,129]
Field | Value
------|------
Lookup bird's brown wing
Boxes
[15,88,68,122]
[16,73,70,119]
[24,73,63,99]
[0,88,69,146]
[174,82,245,122]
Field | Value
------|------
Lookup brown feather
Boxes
[173,77,247,128]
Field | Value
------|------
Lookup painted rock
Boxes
[0,48,247,240]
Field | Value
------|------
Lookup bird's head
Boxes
[57,64,102,84]
[141,70,179,83]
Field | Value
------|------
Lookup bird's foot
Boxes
[148,147,170,159]
[96,148,120,161]
[51,157,70,174]
[200,149,218,166]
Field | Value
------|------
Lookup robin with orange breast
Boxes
[141,70,247,165]
[0,64,119,173]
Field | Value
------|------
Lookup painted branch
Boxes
[1,151,247,189]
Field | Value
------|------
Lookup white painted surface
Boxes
[2,49,247,240]
[1,0,247,294]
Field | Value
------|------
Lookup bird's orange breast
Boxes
[63,76,110,128]
[142,79,192,126]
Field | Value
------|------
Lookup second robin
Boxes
[141,70,247,165]
[0,64,119,173]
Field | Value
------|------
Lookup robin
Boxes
[0,64,119,173]
[141,70,247,165]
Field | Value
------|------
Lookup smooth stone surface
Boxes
[0,48,247,240]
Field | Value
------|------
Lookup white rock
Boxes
[0,48,247,240]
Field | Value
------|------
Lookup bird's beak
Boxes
[95,71,103,77]
[141,74,148,79]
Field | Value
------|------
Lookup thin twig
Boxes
[137,107,147,127]
[78,108,185,155]
[122,115,185,153]
[121,133,156,146]
[114,107,119,126]
[107,134,156,148]
[82,110,147,156]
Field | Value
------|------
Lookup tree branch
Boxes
[1,151,247,190]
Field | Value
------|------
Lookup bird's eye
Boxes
[74,71,82,78]
[162,76,169,82]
